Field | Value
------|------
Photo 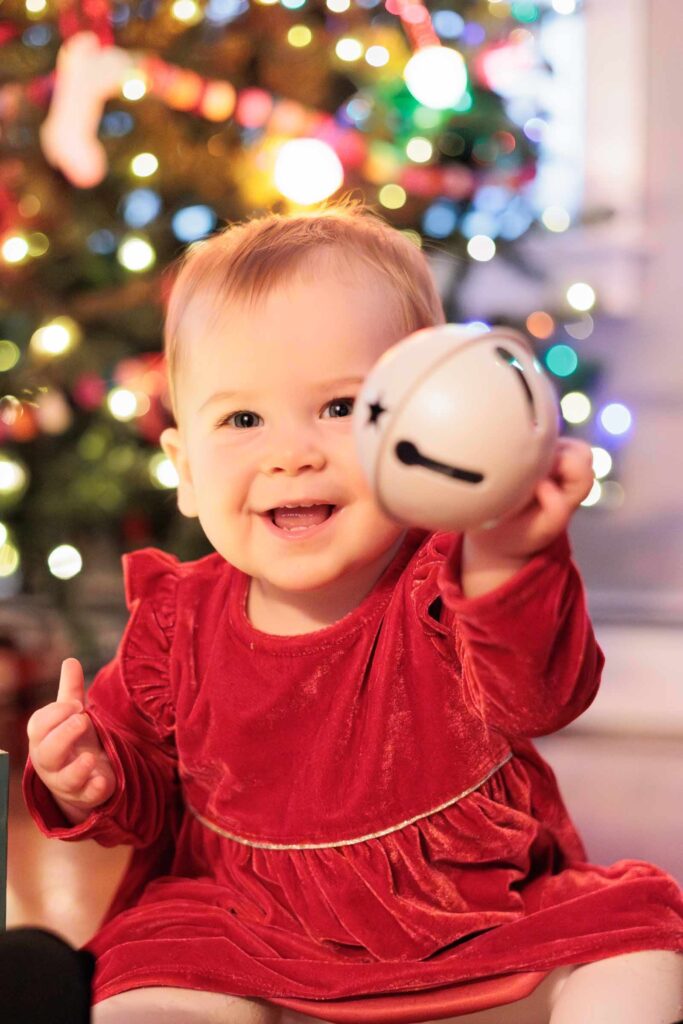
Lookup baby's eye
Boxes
[220,411,263,429]
[322,397,355,419]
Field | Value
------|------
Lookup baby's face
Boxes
[161,266,409,596]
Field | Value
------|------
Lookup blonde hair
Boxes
[163,198,445,416]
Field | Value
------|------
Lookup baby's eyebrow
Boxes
[199,377,364,413]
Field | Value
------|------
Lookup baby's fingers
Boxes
[27,700,83,749]
[33,712,90,773]
[56,750,97,796]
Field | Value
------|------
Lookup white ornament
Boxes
[352,324,560,532]
[40,32,134,188]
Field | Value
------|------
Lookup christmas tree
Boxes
[1,0,611,625]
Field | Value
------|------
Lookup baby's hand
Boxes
[465,438,595,564]
[27,658,116,824]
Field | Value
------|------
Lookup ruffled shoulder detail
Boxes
[119,547,184,737]
[407,531,461,650]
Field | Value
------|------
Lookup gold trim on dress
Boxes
[187,751,513,850]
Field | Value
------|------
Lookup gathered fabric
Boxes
[23,530,683,1020]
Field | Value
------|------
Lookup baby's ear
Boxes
[159,427,198,518]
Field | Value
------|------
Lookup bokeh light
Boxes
[467,235,496,261]
[566,282,596,312]
[591,447,613,479]
[560,391,591,424]
[600,402,632,436]
[47,544,83,580]
[404,46,467,109]
[274,139,344,204]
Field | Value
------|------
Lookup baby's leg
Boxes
[550,949,683,1024]
[280,966,572,1024]
[92,986,282,1024]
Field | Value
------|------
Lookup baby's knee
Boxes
[92,986,283,1024]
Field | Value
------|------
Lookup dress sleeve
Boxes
[436,531,604,738]
[23,548,182,849]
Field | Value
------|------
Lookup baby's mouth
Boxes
[268,504,336,532]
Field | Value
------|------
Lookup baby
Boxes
[25,202,683,1024]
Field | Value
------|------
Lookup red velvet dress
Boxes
[24,530,683,1021]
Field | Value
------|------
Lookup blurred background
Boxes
[0,0,681,943]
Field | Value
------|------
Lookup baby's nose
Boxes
[260,436,326,476]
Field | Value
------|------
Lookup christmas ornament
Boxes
[353,324,559,532]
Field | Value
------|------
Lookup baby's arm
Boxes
[459,438,594,598]
[439,439,603,737]
[27,658,115,825]
[25,652,179,847]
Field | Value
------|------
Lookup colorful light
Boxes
[600,403,632,436]
[581,480,602,508]
[406,137,433,163]
[422,201,457,238]
[467,235,496,261]
[336,38,363,61]
[404,46,467,109]
[130,152,159,178]
[0,341,20,372]
[566,282,596,312]
[121,71,148,101]
[172,205,217,242]
[107,387,140,421]
[274,139,344,205]
[0,541,20,578]
[1,235,30,264]
[591,447,612,479]
[288,25,312,46]
[545,344,578,377]
[542,206,571,232]
[327,0,351,10]
[150,453,180,489]
[30,317,81,357]
[365,46,390,67]
[117,235,156,272]
[552,0,576,12]
[526,311,555,340]
[0,455,28,496]
[47,544,83,580]
[564,315,594,340]
[171,0,202,22]
[378,184,407,209]
[560,391,591,424]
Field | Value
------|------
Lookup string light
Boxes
[365,45,390,67]
[1,235,30,264]
[378,184,407,209]
[0,341,20,372]
[542,205,571,232]
[107,387,140,421]
[47,544,83,580]
[121,70,148,101]
[560,391,591,424]
[288,25,312,47]
[0,541,20,578]
[0,455,28,497]
[30,317,81,358]
[406,137,433,163]
[591,447,612,479]
[150,453,179,489]
[526,311,554,340]
[600,402,632,436]
[336,38,363,61]
[404,46,467,109]
[566,282,596,311]
[117,235,156,272]
[274,139,343,204]
[581,480,602,507]
[467,235,496,261]
[130,153,159,178]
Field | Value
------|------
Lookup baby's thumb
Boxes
[56,657,85,709]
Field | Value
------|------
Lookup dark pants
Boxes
[0,927,94,1023]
